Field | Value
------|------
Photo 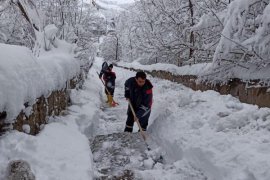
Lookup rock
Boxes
[7,160,35,180]
[90,132,149,179]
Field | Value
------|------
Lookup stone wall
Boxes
[0,63,92,135]
[118,65,270,108]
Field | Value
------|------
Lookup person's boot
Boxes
[108,95,113,107]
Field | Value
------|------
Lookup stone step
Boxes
[90,132,162,179]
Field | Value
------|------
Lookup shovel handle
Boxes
[96,72,110,95]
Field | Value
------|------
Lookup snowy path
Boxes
[86,59,207,179]
[59,58,204,179]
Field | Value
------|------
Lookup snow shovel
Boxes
[96,72,119,106]
[127,99,150,150]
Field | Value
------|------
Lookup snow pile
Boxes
[0,119,94,180]
[148,79,270,180]
[0,41,80,121]
[67,58,105,137]
[44,24,58,40]
[0,58,105,180]
[201,62,270,84]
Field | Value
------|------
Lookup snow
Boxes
[0,58,105,179]
[96,0,135,6]
[117,61,212,76]
[22,124,30,134]
[44,24,58,41]
[149,79,270,179]
[118,60,270,84]
[212,0,270,70]
[94,0,125,11]
[103,58,270,179]
[93,0,135,19]
[201,62,270,84]
[0,42,80,121]
[1,57,270,179]
[0,120,94,180]
[143,158,154,169]
[99,0,135,5]
[21,57,116,176]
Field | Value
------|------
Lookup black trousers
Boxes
[124,109,151,132]
[105,87,114,96]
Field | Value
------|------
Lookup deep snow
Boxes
[0,41,80,121]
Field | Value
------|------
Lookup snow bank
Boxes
[118,61,270,84]
[201,62,270,84]
[0,58,105,180]
[67,57,105,137]
[0,42,80,121]
[117,61,212,76]
[148,79,270,180]
[0,119,94,180]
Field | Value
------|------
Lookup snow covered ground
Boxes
[1,57,270,179]
[148,79,270,179]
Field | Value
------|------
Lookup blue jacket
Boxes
[125,77,153,119]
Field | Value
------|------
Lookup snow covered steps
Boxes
[90,132,163,179]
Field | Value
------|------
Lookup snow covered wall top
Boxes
[0,41,80,121]
[117,61,270,84]
[117,61,212,76]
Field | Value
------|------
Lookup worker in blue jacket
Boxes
[124,71,153,132]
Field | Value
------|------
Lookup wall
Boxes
[0,63,92,135]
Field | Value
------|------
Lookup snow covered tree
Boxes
[116,0,205,65]
[0,0,105,62]
[0,0,41,48]
[213,0,270,67]
[100,32,121,62]
[116,0,270,70]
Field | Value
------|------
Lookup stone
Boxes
[90,132,154,179]
[7,160,35,180]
